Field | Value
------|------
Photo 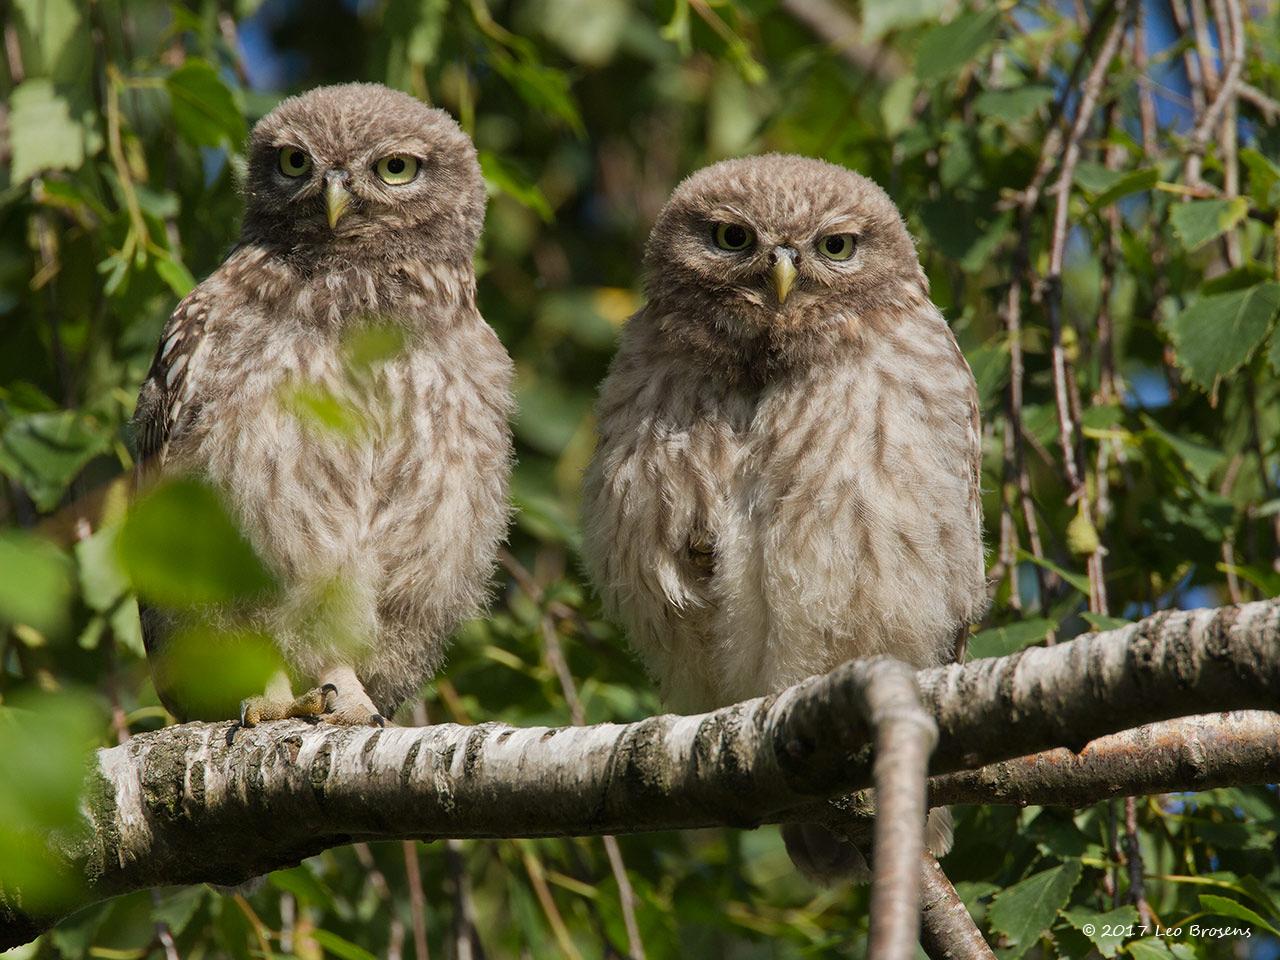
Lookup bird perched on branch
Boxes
[582,154,985,880]
[133,83,513,728]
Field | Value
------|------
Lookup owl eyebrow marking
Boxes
[707,204,752,224]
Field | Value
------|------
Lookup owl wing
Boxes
[132,285,215,481]
[952,344,984,666]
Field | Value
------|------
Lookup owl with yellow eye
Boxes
[133,83,513,728]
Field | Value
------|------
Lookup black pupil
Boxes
[387,157,406,174]
[826,236,846,254]
[724,225,747,247]
[289,151,305,167]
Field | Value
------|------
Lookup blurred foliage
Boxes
[2,0,1280,957]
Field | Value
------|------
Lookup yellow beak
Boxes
[771,250,798,304]
[325,177,353,229]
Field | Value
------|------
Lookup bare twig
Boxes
[1185,0,1244,185]
[919,854,996,960]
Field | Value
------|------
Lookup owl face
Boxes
[243,83,484,262]
[644,155,927,344]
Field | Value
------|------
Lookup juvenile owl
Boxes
[581,154,985,880]
[133,83,513,727]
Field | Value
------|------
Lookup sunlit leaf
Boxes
[151,625,284,721]
[987,860,1082,958]
[1169,198,1249,251]
[915,10,1001,82]
[0,532,74,639]
[7,79,85,181]
[1164,282,1280,389]
[967,618,1055,660]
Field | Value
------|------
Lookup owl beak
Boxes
[325,174,353,229]
[771,247,798,304]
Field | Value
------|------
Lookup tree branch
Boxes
[3,599,1278,947]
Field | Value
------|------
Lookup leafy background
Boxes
[2,0,1280,957]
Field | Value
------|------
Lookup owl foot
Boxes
[238,683,338,728]
[316,686,384,727]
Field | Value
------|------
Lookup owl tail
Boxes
[781,808,954,885]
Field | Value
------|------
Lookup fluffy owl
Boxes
[133,83,513,728]
[581,154,985,880]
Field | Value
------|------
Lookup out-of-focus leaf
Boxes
[967,618,1055,660]
[151,625,284,721]
[987,860,1082,958]
[0,410,113,512]
[0,690,102,912]
[1169,197,1249,251]
[8,79,85,181]
[1079,613,1132,632]
[75,524,128,612]
[973,85,1054,122]
[1142,416,1225,483]
[1127,938,1176,959]
[117,478,274,606]
[915,10,1001,82]
[1017,550,1091,595]
[480,151,553,221]
[151,886,208,937]
[1198,894,1280,936]
[166,59,246,148]
[1086,168,1159,212]
[535,0,628,65]
[1060,904,1138,958]
[153,253,196,297]
[0,532,74,638]
[309,929,380,960]
[13,0,83,77]
[863,0,950,40]
[1164,282,1280,389]
[1240,148,1280,210]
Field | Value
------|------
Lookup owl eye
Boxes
[375,154,419,185]
[712,222,755,252]
[817,233,857,261]
[278,147,312,178]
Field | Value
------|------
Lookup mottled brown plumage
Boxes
[134,83,513,726]
[581,154,986,880]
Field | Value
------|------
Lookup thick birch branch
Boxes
[3,599,1278,947]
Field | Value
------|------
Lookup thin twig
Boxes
[1123,797,1154,926]
[1185,0,1244,185]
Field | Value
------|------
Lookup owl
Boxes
[133,83,513,728]
[581,154,985,880]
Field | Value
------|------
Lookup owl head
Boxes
[242,83,484,264]
[642,154,929,372]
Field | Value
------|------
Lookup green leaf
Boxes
[75,524,129,613]
[972,86,1054,123]
[1240,148,1280,210]
[1269,325,1280,374]
[166,59,246,148]
[480,150,553,222]
[1061,905,1138,958]
[0,410,113,512]
[987,860,1082,958]
[1017,550,1092,595]
[309,929,380,960]
[1086,168,1160,213]
[1169,197,1249,251]
[150,625,284,721]
[1126,938,1175,960]
[153,254,196,297]
[1141,416,1225,483]
[117,478,274,607]
[863,0,949,42]
[915,10,1001,83]
[8,79,85,182]
[0,533,74,639]
[1164,282,1280,389]
[1079,613,1132,632]
[968,618,1055,660]
[1198,894,1280,936]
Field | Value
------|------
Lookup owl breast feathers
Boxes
[582,154,986,713]
[133,84,513,723]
